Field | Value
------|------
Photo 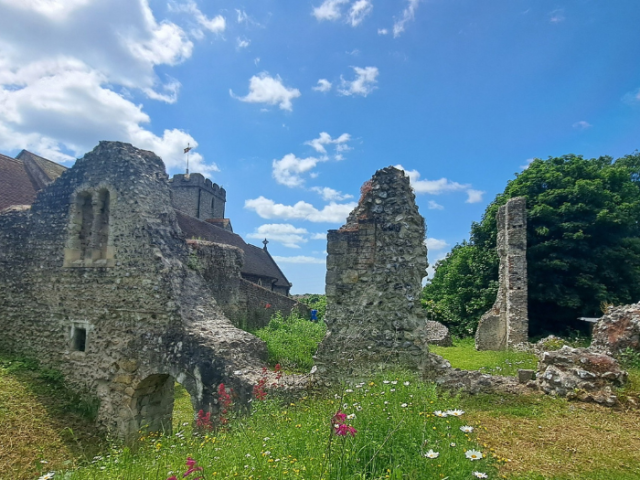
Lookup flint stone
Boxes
[425,320,452,347]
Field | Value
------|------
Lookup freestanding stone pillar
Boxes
[314,167,434,378]
[475,197,528,350]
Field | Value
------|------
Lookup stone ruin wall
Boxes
[189,239,308,331]
[0,142,267,440]
[475,197,528,350]
[315,166,447,378]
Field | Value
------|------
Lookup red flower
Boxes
[334,424,357,437]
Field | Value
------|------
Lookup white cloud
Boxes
[271,255,326,264]
[572,120,592,129]
[247,223,309,248]
[466,189,485,204]
[311,186,354,201]
[168,0,226,38]
[312,0,349,21]
[378,28,389,35]
[348,0,373,26]
[313,79,332,92]
[305,132,351,154]
[236,9,248,23]
[549,9,565,23]
[393,0,420,37]
[426,237,449,251]
[0,0,218,172]
[395,165,469,195]
[245,196,357,223]
[338,66,379,97]
[230,72,301,111]
[427,200,444,210]
[426,250,448,281]
[272,154,326,187]
[311,232,327,240]
[237,38,250,49]
[520,158,535,170]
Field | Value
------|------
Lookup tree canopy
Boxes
[423,152,640,337]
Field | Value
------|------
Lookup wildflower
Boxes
[334,424,357,436]
[390,388,396,392]
[356,405,362,411]
[424,449,439,458]
[383,380,390,384]
[450,442,456,447]
[433,410,448,417]
[400,403,408,408]
[263,451,271,456]
[38,474,55,480]
[465,450,483,461]
[404,381,410,386]
[473,473,488,479]
[345,389,353,393]
[331,411,347,424]
[347,413,356,419]
[447,409,465,417]
[460,426,474,433]
[391,380,398,385]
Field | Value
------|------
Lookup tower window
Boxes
[72,327,87,352]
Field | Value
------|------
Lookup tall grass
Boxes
[254,311,327,372]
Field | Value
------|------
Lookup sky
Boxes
[1,0,640,294]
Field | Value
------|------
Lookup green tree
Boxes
[423,152,640,337]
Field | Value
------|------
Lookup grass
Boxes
[430,337,538,376]
[254,311,327,372]
[0,356,106,480]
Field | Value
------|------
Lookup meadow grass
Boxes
[254,312,327,372]
[430,337,537,376]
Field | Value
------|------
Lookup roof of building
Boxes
[175,210,291,288]
[0,150,68,211]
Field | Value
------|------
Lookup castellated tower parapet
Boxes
[170,173,227,221]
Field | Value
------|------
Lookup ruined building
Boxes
[475,197,529,350]
[0,142,301,439]
[315,167,443,378]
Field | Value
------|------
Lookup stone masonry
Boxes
[314,167,448,379]
[0,142,269,441]
[475,197,528,350]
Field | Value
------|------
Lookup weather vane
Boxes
[184,143,192,175]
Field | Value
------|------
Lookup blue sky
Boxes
[1,0,639,293]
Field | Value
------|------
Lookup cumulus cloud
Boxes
[465,189,485,204]
[271,255,326,264]
[520,158,535,170]
[168,0,226,37]
[311,232,327,240]
[395,164,469,195]
[572,120,592,129]
[393,0,420,37]
[311,186,354,201]
[0,0,218,172]
[272,154,327,187]
[305,132,351,154]
[312,0,349,21]
[247,223,309,248]
[348,0,373,26]
[245,196,357,223]
[338,66,379,97]
[230,72,301,111]
[313,79,332,92]
[427,200,444,210]
[426,237,449,251]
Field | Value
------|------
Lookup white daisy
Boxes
[383,380,390,384]
[391,380,398,385]
[434,410,448,417]
[447,409,465,417]
[424,449,439,458]
[404,381,410,386]
[460,426,474,433]
[347,413,356,419]
[38,474,55,480]
[473,472,488,479]
[465,450,483,461]
[400,403,408,408]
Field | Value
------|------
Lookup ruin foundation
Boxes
[475,197,529,350]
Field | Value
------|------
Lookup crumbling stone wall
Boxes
[0,142,267,441]
[475,197,528,350]
[189,239,307,331]
[314,166,443,378]
[591,303,640,356]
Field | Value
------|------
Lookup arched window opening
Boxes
[79,192,93,261]
[93,189,110,262]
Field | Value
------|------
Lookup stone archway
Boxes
[131,374,175,436]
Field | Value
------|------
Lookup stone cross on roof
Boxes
[262,238,269,250]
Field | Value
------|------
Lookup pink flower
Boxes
[334,424,357,437]
[332,411,347,424]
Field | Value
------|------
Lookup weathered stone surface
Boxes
[425,320,452,347]
[315,166,443,378]
[476,197,528,350]
[590,303,640,356]
[0,141,271,440]
[517,369,536,383]
[536,346,627,405]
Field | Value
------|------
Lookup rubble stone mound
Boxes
[425,320,453,347]
[590,303,640,356]
[536,346,627,406]
[315,166,447,379]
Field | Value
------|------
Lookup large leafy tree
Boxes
[423,152,640,337]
